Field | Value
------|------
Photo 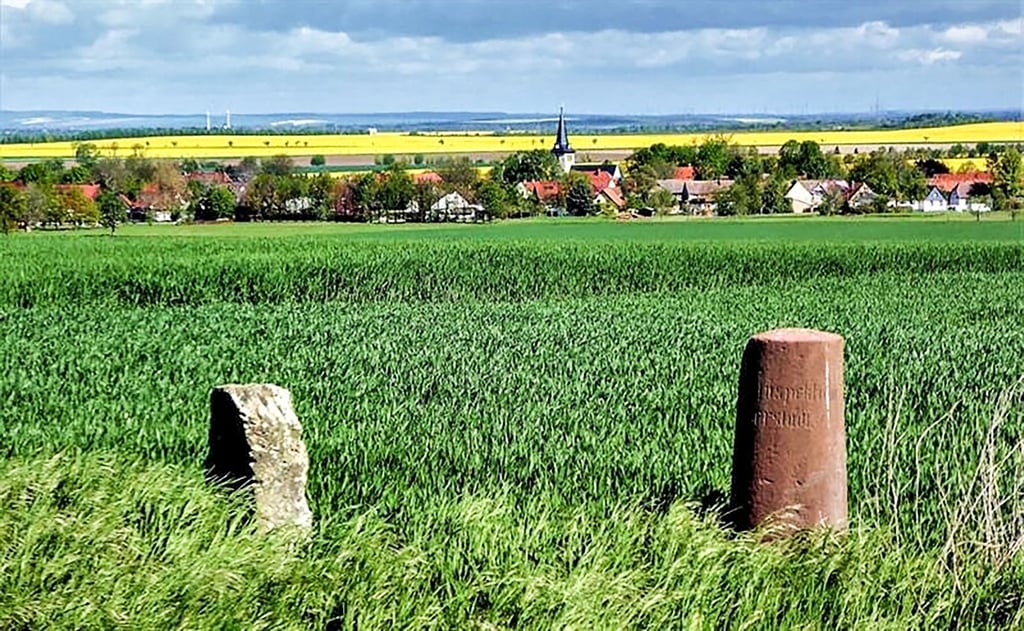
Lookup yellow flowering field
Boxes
[2,121,1020,160]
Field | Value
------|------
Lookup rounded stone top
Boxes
[752,328,844,344]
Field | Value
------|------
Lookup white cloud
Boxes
[2,0,73,23]
[898,48,963,65]
[2,4,1021,114]
[942,25,988,44]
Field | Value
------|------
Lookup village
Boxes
[0,108,1015,231]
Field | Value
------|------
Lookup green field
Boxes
[2,217,1023,628]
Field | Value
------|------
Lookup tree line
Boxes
[621,136,1023,216]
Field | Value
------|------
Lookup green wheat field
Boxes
[1,217,1023,629]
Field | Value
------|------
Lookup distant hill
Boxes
[1,109,1020,140]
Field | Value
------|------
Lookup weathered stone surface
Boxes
[729,328,847,534]
[205,384,312,532]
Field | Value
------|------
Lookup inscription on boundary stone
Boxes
[729,328,848,534]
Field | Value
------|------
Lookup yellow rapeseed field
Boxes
[2,121,1020,161]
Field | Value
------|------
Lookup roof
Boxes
[846,182,875,201]
[55,184,101,200]
[672,166,695,180]
[552,107,574,155]
[657,178,733,197]
[928,172,991,192]
[809,179,850,196]
[571,163,621,179]
[684,180,733,196]
[584,170,614,194]
[414,171,443,184]
[950,181,988,197]
[187,172,232,186]
[656,179,686,194]
[522,180,562,201]
[597,187,626,209]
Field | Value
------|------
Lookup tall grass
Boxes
[1,227,1022,627]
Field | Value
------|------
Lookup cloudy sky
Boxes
[1,0,1021,115]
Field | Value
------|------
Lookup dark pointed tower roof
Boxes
[552,107,574,155]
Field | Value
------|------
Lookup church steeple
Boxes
[552,106,575,173]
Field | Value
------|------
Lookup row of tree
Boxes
[621,136,1023,216]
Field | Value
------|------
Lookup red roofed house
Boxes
[948,181,991,212]
[55,184,101,201]
[928,172,992,193]
[583,170,615,194]
[672,166,696,180]
[414,171,443,185]
[570,163,623,182]
[595,186,626,210]
[518,180,562,204]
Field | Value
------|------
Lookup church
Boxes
[551,108,623,182]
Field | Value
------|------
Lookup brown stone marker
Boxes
[729,328,847,533]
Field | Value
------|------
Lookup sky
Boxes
[0,0,1022,115]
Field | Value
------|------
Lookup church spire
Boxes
[552,106,576,173]
[552,106,574,155]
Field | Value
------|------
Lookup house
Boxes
[571,163,623,182]
[928,172,991,192]
[594,186,626,211]
[948,182,991,212]
[656,179,733,214]
[413,171,443,185]
[844,182,877,211]
[518,180,562,203]
[671,166,696,180]
[913,185,948,212]
[583,170,616,194]
[784,180,815,213]
[430,191,484,221]
[808,180,851,204]
[55,183,101,201]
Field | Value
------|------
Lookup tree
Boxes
[0,185,26,233]
[990,147,1023,219]
[779,140,836,178]
[474,179,511,219]
[817,187,845,216]
[261,155,294,177]
[436,157,479,197]
[180,158,201,175]
[205,184,235,219]
[413,180,441,222]
[375,163,415,211]
[125,153,156,186]
[17,160,64,185]
[625,143,694,179]
[564,173,595,216]
[57,187,99,226]
[648,187,676,215]
[714,175,761,216]
[0,165,15,183]
[93,157,135,195]
[622,163,659,205]
[494,150,560,187]
[310,154,326,167]
[24,182,57,227]
[60,165,92,184]
[761,173,791,214]
[147,162,187,217]
[695,136,733,180]
[97,190,126,234]
[307,173,334,220]
[74,142,100,170]
[915,158,950,177]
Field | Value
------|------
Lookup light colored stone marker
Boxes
[205,384,312,533]
[729,328,847,534]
